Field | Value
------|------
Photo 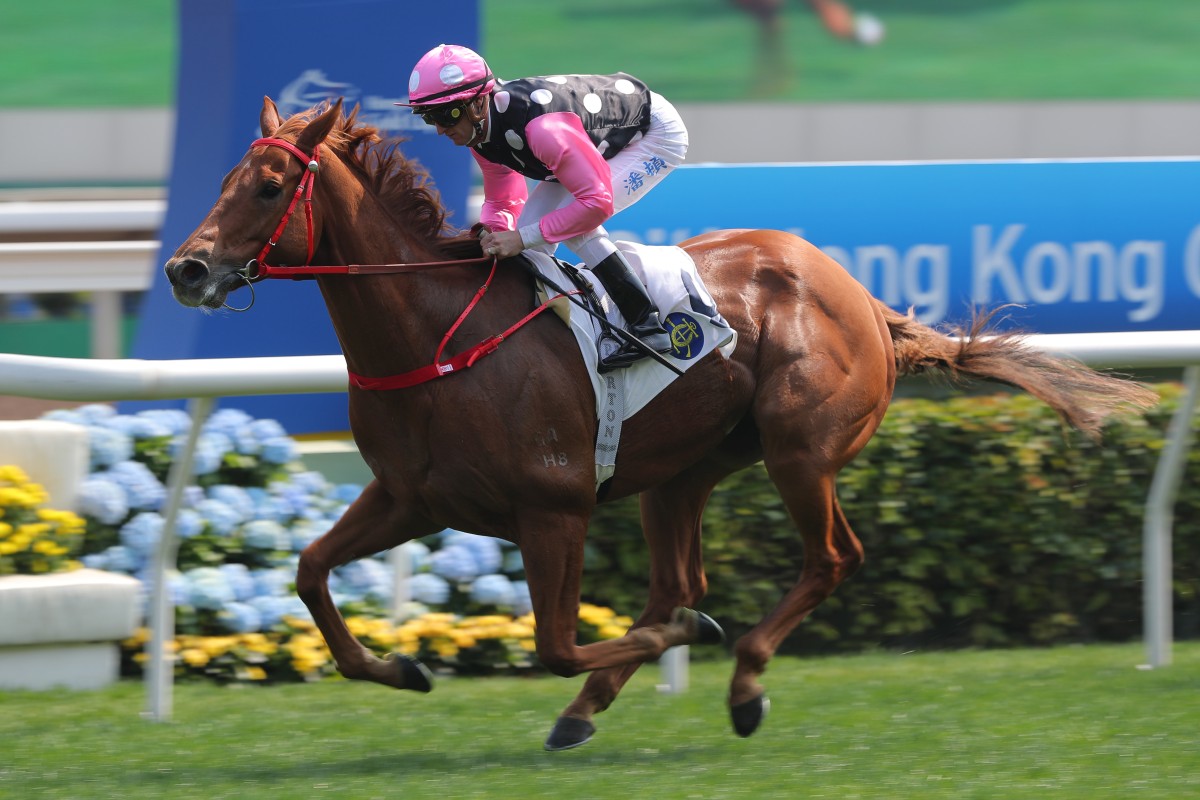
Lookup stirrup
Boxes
[598,329,672,372]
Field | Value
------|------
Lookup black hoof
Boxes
[544,716,596,751]
[673,608,726,646]
[730,693,770,737]
[393,654,433,693]
[694,611,726,646]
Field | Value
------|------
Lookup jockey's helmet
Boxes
[401,44,495,111]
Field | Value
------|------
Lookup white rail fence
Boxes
[0,200,164,360]
[0,332,1196,719]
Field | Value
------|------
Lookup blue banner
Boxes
[605,159,1200,335]
[131,0,479,433]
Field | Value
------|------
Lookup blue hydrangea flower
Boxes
[510,580,533,616]
[185,567,236,611]
[290,471,329,495]
[183,431,234,476]
[203,408,254,439]
[408,573,450,605]
[136,408,193,436]
[208,484,255,519]
[430,544,479,582]
[289,518,330,552]
[234,418,288,455]
[218,601,263,633]
[442,531,502,575]
[276,595,312,622]
[241,519,289,551]
[336,559,392,604]
[470,573,516,608]
[331,483,364,504]
[259,436,297,465]
[77,476,130,525]
[194,498,243,536]
[268,480,312,517]
[97,544,141,574]
[119,512,164,557]
[100,414,172,439]
[251,567,293,597]
[174,508,204,539]
[88,427,134,469]
[248,595,290,628]
[502,548,525,576]
[218,563,257,602]
[106,460,166,510]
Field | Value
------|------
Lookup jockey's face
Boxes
[427,96,488,147]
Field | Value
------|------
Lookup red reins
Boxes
[242,136,565,389]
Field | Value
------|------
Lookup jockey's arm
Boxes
[518,112,615,248]
[472,150,527,232]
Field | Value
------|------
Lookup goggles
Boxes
[419,103,468,128]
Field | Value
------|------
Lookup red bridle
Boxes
[249,137,320,272]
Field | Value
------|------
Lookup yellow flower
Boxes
[0,465,29,483]
[432,641,459,658]
[181,648,211,668]
[598,624,628,640]
[243,666,268,681]
[32,540,68,556]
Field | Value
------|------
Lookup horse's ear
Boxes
[260,96,283,136]
[297,98,344,154]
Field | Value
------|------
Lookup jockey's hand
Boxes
[480,229,523,260]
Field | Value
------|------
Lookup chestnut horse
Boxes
[164,98,1155,750]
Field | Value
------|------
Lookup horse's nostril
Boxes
[167,258,210,288]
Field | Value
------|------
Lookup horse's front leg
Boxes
[518,509,723,750]
[295,479,438,690]
[549,470,724,750]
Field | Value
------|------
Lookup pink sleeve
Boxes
[471,149,527,232]
[525,113,614,243]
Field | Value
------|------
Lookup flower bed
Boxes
[33,404,631,683]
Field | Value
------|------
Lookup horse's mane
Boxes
[276,104,482,259]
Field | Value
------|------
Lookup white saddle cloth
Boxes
[525,241,737,488]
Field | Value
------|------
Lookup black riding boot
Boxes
[591,250,672,372]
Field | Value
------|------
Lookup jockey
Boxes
[399,44,690,372]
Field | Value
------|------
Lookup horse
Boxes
[163,97,1157,750]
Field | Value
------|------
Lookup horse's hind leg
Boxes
[729,465,864,737]
[546,468,724,750]
[295,480,439,690]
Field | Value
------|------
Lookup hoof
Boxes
[544,716,596,751]
[673,608,726,646]
[730,693,770,738]
[393,654,433,693]
[694,611,726,646]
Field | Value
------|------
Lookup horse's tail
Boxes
[879,301,1159,437]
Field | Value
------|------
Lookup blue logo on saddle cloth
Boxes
[664,312,704,360]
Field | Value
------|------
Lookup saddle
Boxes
[520,242,738,490]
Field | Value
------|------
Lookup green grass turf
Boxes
[3,1,1199,107]
[2,642,1197,798]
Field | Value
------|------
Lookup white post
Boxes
[1141,366,1200,669]
[90,290,123,359]
[144,396,213,721]
[390,542,414,621]
[657,645,689,694]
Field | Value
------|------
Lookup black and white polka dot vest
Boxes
[473,73,652,181]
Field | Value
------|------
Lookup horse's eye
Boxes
[260,182,283,200]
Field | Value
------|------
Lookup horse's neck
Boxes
[311,172,497,378]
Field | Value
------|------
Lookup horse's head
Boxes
[164,96,343,309]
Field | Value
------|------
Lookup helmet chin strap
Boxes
[464,97,488,146]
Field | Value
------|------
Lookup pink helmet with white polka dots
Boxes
[402,44,495,108]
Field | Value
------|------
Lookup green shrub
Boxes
[581,383,1199,653]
